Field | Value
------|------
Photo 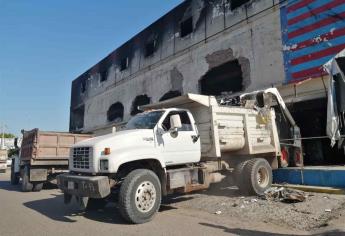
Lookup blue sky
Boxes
[0,0,183,136]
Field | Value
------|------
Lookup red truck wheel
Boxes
[32,183,43,192]
[21,166,33,192]
[10,159,20,185]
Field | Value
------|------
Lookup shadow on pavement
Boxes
[0,180,58,192]
[200,222,345,236]
[0,180,21,192]
[23,193,177,225]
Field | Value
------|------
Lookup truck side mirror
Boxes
[170,114,182,132]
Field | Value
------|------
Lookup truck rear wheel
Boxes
[118,169,161,224]
[10,159,20,185]
[21,166,33,192]
[243,158,272,195]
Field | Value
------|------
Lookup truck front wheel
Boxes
[21,165,33,192]
[242,158,272,196]
[118,169,161,224]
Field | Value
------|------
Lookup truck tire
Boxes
[118,169,161,224]
[21,166,33,192]
[242,158,272,196]
[86,198,107,211]
[234,160,249,193]
[32,183,44,192]
[10,159,20,185]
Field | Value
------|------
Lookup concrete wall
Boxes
[70,0,286,133]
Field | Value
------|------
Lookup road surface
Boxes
[0,170,343,236]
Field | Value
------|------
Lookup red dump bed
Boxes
[20,129,92,166]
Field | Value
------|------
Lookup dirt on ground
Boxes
[164,178,345,232]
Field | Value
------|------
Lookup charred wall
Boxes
[70,0,285,133]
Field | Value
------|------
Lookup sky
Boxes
[0,0,183,136]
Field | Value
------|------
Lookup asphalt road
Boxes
[0,169,343,236]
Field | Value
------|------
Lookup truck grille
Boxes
[72,147,91,169]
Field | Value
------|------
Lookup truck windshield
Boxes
[125,111,164,130]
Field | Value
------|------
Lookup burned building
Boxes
[70,0,345,165]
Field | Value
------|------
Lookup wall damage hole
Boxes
[180,17,193,37]
[230,0,250,10]
[120,57,129,71]
[131,95,151,116]
[200,60,243,96]
[159,90,182,101]
[107,102,124,122]
[100,69,108,82]
[145,40,156,57]
[70,105,85,131]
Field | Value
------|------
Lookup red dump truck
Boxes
[11,129,92,192]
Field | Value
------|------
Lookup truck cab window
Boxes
[125,111,164,130]
[162,111,193,131]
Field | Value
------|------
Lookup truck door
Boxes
[158,111,201,165]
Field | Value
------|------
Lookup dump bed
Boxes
[142,94,281,161]
[20,129,92,166]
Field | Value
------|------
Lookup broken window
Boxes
[230,0,250,10]
[199,60,243,96]
[131,95,151,116]
[81,81,86,94]
[145,40,156,57]
[159,90,181,102]
[107,102,124,122]
[180,17,193,38]
[120,57,129,71]
[70,105,85,131]
[100,69,108,82]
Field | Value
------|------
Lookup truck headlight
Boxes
[100,159,109,171]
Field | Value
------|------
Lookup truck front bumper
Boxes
[57,173,111,199]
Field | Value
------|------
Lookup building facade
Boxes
[69,0,345,165]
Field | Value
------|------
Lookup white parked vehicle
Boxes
[58,89,301,224]
[0,149,8,173]
[7,158,12,167]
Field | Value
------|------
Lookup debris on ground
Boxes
[215,210,222,215]
[263,187,306,203]
[325,209,332,212]
[166,189,345,231]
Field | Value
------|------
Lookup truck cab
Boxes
[69,108,201,174]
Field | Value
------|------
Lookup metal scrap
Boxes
[263,187,306,203]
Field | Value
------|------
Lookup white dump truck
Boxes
[58,89,301,224]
